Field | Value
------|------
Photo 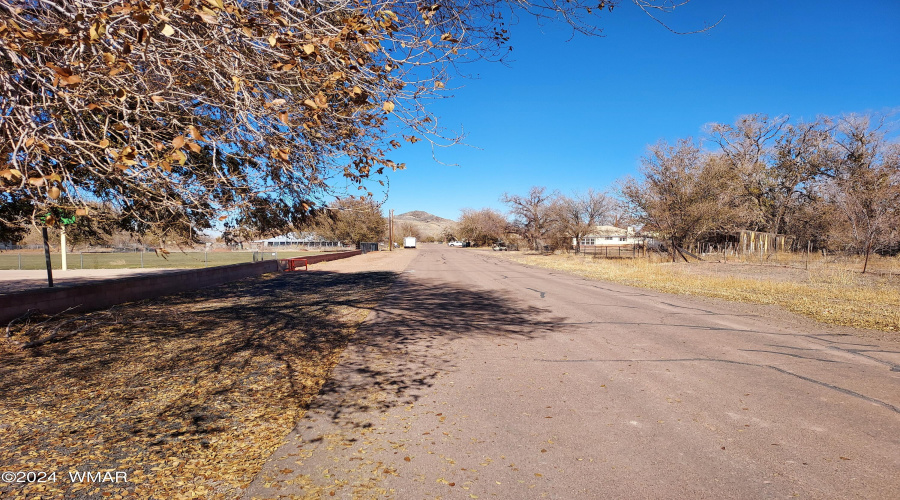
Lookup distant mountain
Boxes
[393,211,455,239]
[395,211,454,224]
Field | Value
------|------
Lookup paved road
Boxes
[246,245,900,499]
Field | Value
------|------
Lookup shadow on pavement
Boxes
[303,272,567,430]
[2,269,564,468]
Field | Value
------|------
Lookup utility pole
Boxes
[389,209,394,251]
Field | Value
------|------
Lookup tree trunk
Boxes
[862,238,872,274]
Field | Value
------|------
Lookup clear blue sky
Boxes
[370,0,900,221]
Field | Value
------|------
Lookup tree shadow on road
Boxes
[304,272,567,430]
[0,268,564,498]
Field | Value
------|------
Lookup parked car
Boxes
[492,241,508,251]
[448,241,463,247]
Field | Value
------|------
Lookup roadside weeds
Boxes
[493,252,900,334]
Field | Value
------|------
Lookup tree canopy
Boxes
[0,0,696,243]
[620,114,900,270]
[314,196,385,246]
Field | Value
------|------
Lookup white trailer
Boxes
[403,237,417,248]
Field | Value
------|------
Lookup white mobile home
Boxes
[574,226,643,248]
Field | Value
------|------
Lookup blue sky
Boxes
[369,0,900,221]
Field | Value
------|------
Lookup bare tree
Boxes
[439,225,457,243]
[620,139,736,261]
[708,114,836,237]
[707,114,788,232]
[826,117,900,273]
[457,208,508,246]
[396,222,423,241]
[501,186,558,251]
[315,197,386,247]
[550,189,615,253]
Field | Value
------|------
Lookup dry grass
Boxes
[715,249,900,277]
[497,252,900,333]
[0,270,398,499]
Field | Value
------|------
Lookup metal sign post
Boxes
[39,209,80,281]
[42,227,54,287]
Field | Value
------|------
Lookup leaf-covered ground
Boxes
[0,270,398,499]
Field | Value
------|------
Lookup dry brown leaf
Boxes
[198,12,218,24]
[0,169,23,180]
[188,125,203,141]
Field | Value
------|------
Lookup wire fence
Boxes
[569,244,899,277]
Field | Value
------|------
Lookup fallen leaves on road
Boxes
[0,270,397,499]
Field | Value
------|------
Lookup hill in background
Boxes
[393,211,455,239]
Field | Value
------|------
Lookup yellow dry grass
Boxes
[499,252,900,333]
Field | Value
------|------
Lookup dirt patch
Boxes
[0,251,413,499]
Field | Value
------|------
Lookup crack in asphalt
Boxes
[738,348,844,363]
[532,357,900,415]
[660,302,719,315]
[829,346,900,371]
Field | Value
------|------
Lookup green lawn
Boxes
[0,250,322,270]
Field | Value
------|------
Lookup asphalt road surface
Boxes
[246,245,900,499]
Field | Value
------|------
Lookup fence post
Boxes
[806,240,811,270]
[18,253,22,270]
[141,250,144,268]
[81,252,84,269]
